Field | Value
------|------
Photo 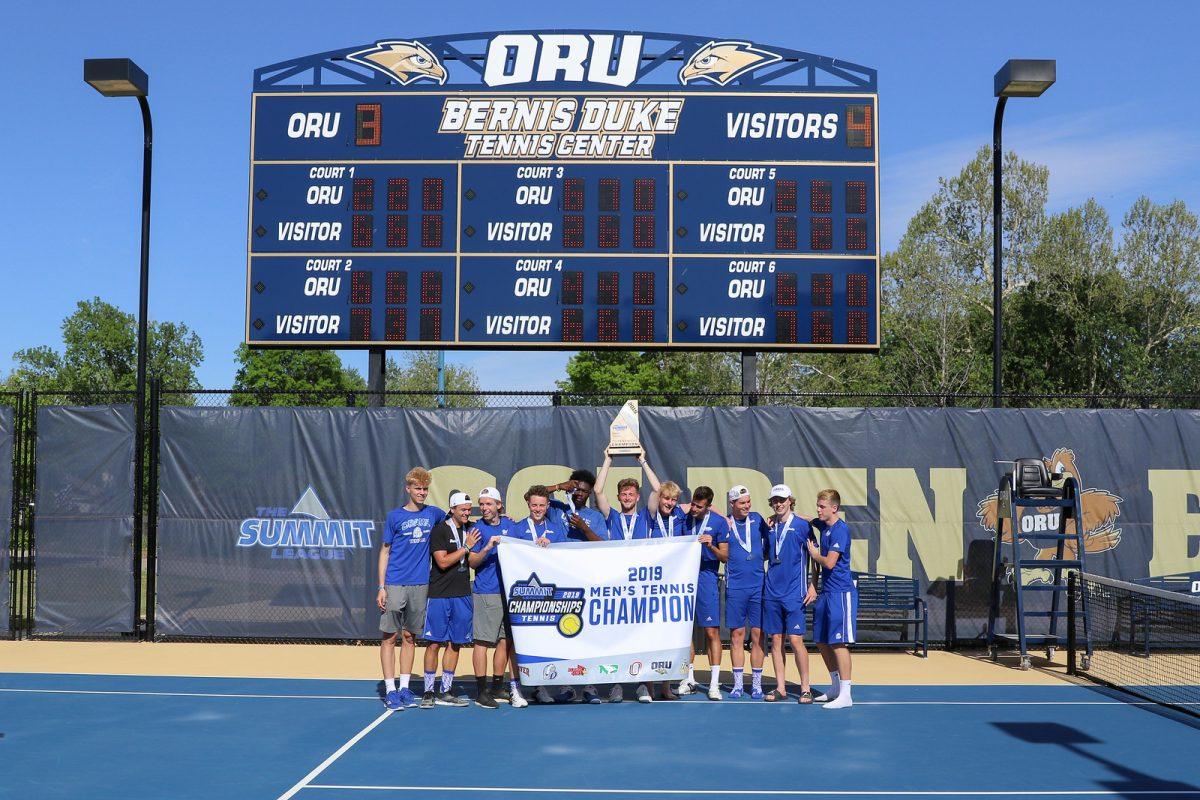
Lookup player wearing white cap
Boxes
[763,484,817,703]
[467,487,519,709]
[725,484,769,699]
[419,491,479,709]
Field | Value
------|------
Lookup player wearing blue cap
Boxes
[419,491,478,709]
[725,484,769,699]
[467,486,518,709]
[808,488,857,709]
[378,467,445,711]
[763,484,817,703]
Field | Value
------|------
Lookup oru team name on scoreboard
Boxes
[246,31,879,350]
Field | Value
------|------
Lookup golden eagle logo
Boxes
[679,40,781,86]
[347,40,447,86]
[977,448,1123,584]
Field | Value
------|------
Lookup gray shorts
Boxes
[380,584,428,635]
[472,592,507,643]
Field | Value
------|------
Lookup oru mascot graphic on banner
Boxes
[498,536,701,685]
[976,448,1123,584]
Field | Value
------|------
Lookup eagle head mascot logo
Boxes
[347,40,447,86]
[679,40,781,86]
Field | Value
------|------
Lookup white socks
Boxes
[751,668,763,692]
[710,668,721,690]
[385,678,397,692]
[399,674,410,690]
[441,671,454,693]
[732,668,744,688]
[824,680,853,709]
[687,665,695,683]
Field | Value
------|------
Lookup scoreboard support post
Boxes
[741,351,757,407]
[368,348,385,406]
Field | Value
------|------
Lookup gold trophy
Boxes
[606,400,642,456]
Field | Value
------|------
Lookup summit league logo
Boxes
[237,487,375,561]
[348,34,781,87]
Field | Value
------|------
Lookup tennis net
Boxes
[1070,572,1200,717]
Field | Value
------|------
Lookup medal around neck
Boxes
[606,400,642,456]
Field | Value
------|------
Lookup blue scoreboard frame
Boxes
[247,31,879,350]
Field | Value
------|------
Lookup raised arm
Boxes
[640,450,662,510]
[594,453,614,517]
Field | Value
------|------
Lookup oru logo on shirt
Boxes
[237,486,376,561]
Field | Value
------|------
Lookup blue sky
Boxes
[5,1,1198,390]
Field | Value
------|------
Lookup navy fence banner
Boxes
[154,406,1200,641]
[0,407,13,633]
[33,406,135,635]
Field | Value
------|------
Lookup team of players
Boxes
[377,458,856,711]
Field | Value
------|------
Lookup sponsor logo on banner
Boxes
[598,664,618,675]
[519,666,530,677]
[651,660,673,671]
[629,661,643,676]
[976,448,1123,584]
[568,664,588,677]
[507,573,586,637]
[236,486,375,561]
[543,664,557,680]
[678,664,689,675]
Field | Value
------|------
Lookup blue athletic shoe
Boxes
[583,688,601,705]
[397,687,419,708]
[729,685,744,699]
[384,690,403,710]
[751,686,764,700]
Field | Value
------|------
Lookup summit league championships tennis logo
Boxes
[237,487,375,561]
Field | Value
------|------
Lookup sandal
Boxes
[798,690,814,704]
[764,689,787,702]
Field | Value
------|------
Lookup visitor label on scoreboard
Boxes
[245,31,879,350]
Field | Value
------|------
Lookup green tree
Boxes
[4,297,203,397]
[556,350,739,404]
[385,351,484,408]
[231,345,365,406]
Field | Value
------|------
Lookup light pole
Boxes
[992,59,1055,407]
[84,58,152,633]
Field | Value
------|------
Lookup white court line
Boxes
[277,709,394,800]
[0,690,1190,705]
[304,786,1200,796]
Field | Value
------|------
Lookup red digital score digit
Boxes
[350,270,372,304]
[421,215,443,248]
[599,215,620,248]
[848,311,869,344]
[386,271,407,304]
[385,308,406,341]
[634,215,655,249]
[563,178,584,211]
[775,272,797,307]
[420,270,442,305]
[847,274,869,307]
[420,308,442,341]
[775,216,797,250]
[599,178,620,212]
[597,308,619,342]
[561,308,584,342]
[422,178,444,211]
[350,308,371,340]
[846,105,873,149]
[810,180,831,213]
[352,178,374,211]
[387,178,408,211]
[562,216,584,248]
[355,103,381,146]
[775,180,797,213]
[812,273,833,307]
[352,214,373,248]
[633,309,654,343]
[845,181,867,214]
[810,217,832,251]
[634,178,655,211]
[387,215,408,248]
[633,271,655,305]
[811,311,833,344]
[776,310,798,344]
[561,271,584,305]
[846,217,868,251]
[598,272,619,306]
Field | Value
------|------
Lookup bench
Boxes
[835,572,928,657]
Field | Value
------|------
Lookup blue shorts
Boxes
[762,597,807,636]
[814,590,857,645]
[696,571,721,628]
[423,595,473,644]
[725,585,762,631]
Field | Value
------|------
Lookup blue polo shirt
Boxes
[382,505,446,585]
[639,506,688,539]
[549,498,608,542]
[515,516,569,544]
[606,507,650,540]
[764,514,812,602]
[812,518,854,592]
[725,512,769,591]
[686,511,731,573]
[469,516,518,595]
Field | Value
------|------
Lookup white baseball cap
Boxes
[769,484,793,500]
[727,485,750,502]
[478,487,502,502]
[449,491,472,508]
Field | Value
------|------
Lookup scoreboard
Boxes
[246,31,879,350]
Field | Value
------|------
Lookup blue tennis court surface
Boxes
[2,673,1199,799]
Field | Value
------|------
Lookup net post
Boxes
[1067,570,1077,676]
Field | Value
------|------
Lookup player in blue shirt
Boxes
[636,478,689,701]
[762,484,817,703]
[547,469,609,543]
[378,467,445,710]
[679,486,730,700]
[595,451,652,543]
[807,488,857,709]
[725,484,770,699]
[514,484,574,705]
[467,487,519,709]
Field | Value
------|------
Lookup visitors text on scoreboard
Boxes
[246,32,879,350]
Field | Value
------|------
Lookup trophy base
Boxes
[607,446,643,456]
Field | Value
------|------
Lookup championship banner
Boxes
[498,537,700,686]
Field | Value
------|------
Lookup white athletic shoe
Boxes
[510,690,529,708]
[811,690,831,703]
[676,677,698,695]
[708,685,723,701]
[534,687,554,705]
[636,684,653,703]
